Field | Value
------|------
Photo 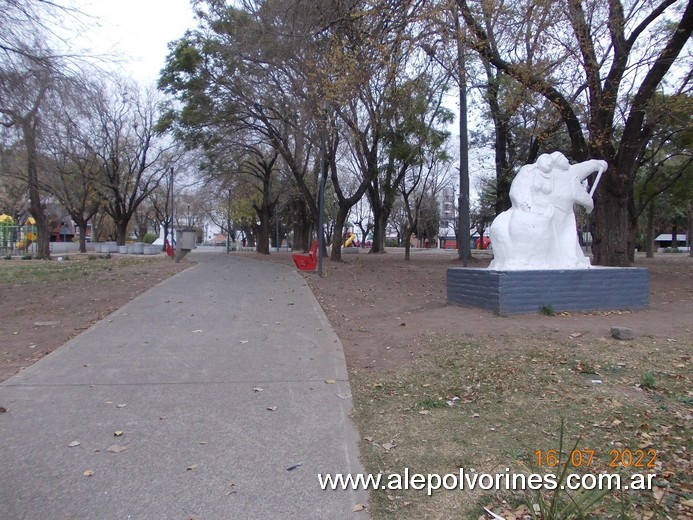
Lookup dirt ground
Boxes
[1,249,690,383]
[0,255,191,383]
[300,250,692,374]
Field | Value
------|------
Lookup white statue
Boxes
[488,152,607,270]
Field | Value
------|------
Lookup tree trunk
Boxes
[485,65,512,215]
[330,207,352,262]
[591,170,630,267]
[254,205,271,255]
[290,197,312,251]
[671,224,678,250]
[646,202,655,258]
[75,219,88,253]
[23,121,50,259]
[370,208,389,253]
[403,226,414,261]
[116,221,129,246]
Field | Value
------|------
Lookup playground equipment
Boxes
[292,240,319,271]
[344,232,356,247]
[475,236,490,250]
[0,215,36,255]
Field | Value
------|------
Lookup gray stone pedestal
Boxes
[447,267,649,315]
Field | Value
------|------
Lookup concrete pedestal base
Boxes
[447,267,649,315]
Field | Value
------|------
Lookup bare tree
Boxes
[0,49,54,257]
[89,81,176,245]
[39,79,105,252]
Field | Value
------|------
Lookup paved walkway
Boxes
[0,251,367,519]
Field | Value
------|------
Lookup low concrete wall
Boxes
[447,267,649,315]
[49,242,94,253]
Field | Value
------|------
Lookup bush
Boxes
[141,233,158,244]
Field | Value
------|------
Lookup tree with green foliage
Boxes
[632,94,692,256]
[456,0,693,266]
[369,72,454,253]
[158,0,327,252]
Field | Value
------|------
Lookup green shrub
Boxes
[141,233,158,244]
[641,372,657,390]
[540,304,555,316]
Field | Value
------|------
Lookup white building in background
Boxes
[654,233,690,252]
[438,187,457,249]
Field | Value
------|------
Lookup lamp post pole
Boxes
[317,115,327,276]
[169,167,175,252]
[227,188,231,254]
[275,204,280,252]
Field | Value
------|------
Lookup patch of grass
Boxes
[640,371,657,390]
[416,396,446,410]
[87,253,111,261]
[0,255,151,285]
[350,333,692,519]
[540,304,556,316]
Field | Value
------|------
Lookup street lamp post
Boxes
[169,167,175,253]
[275,204,280,252]
[227,189,231,254]
[317,115,327,276]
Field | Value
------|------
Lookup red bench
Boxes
[292,240,319,271]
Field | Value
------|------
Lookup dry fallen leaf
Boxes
[353,504,366,512]
[83,470,95,477]
[382,442,396,452]
[68,441,81,448]
[267,406,277,411]
[325,379,337,384]
[419,410,430,415]
[106,445,127,453]
[116,403,127,408]
[187,464,198,471]
[113,431,124,437]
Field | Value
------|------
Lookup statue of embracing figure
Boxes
[488,152,607,270]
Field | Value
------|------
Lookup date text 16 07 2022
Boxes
[535,449,657,469]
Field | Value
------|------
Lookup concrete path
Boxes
[0,251,367,519]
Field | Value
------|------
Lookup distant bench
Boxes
[292,240,319,271]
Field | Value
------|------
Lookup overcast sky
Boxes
[71,0,198,85]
